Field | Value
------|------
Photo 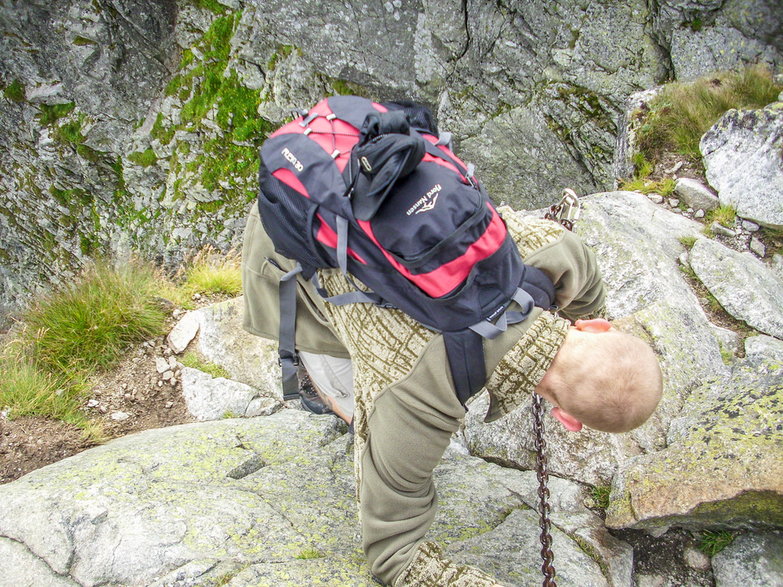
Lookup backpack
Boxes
[257,95,555,406]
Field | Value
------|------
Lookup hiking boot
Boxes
[298,367,334,415]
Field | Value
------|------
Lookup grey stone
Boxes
[749,236,766,258]
[167,311,201,354]
[742,219,761,232]
[0,413,631,587]
[690,238,783,339]
[195,297,280,396]
[713,531,783,587]
[668,198,680,208]
[0,538,77,586]
[701,103,783,229]
[744,334,783,363]
[648,194,665,204]
[683,546,711,571]
[181,367,278,421]
[710,325,742,362]
[154,356,169,374]
[670,23,780,81]
[710,222,736,237]
[674,178,720,212]
[694,209,705,218]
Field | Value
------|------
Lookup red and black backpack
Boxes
[257,95,555,406]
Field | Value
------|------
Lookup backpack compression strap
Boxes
[278,263,304,401]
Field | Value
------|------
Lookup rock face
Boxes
[0,412,632,587]
[701,102,783,229]
[1,0,781,311]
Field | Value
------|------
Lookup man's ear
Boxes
[574,318,612,333]
[551,407,583,432]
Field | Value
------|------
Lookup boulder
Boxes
[674,178,719,212]
[0,411,632,587]
[194,296,281,395]
[689,237,783,339]
[701,102,783,229]
[712,531,783,587]
[181,367,279,421]
[606,336,783,531]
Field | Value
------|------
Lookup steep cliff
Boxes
[1,0,780,312]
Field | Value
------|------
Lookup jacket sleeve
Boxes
[522,229,606,322]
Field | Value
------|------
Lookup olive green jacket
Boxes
[242,204,605,586]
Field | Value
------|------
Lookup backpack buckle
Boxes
[545,188,581,231]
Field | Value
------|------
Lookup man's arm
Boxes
[361,336,504,586]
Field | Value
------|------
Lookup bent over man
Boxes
[241,202,662,586]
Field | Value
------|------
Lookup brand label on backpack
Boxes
[282,147,304,172]
[406,184,441,216]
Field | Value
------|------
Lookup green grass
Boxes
[37,102,76,126]
[590,485,612,510]
[127,148,158,167]
[1,260,169,438]
[621,176,676,197]
[697,529,735,556]
[0,351,89,427]
[3,79,25,102]
[636,65,782,165]
[1,247,244,435]
[20,261,168,376]
[181,247,242,297]
[706,205,737,228]
[679,235,698,249]
[181,351,230,379]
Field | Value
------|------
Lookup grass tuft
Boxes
[20,261,168,376]
[697,529,735,556]
[706,205,737,228]
[181,246,242,298]
[181,351,230,379]
[590,485,612,510]
[621,176,676,197]
[637,65,782,166]
[679,235,698,249]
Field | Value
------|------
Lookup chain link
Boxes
[532,392,557,586]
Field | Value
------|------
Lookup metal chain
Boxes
[532,392,557,586]
[532,188,582,587]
